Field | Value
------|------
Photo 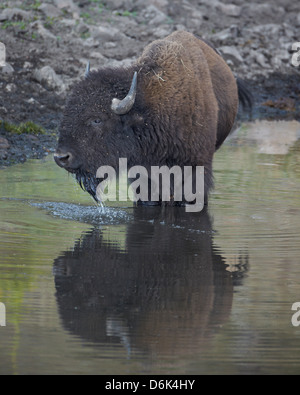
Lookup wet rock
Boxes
[26,134,40,144]
[0,8,31,22]
[0,150,8,160]
[5,83,17,93]
[135,0,168,13]
[251,23,283,37]
[106,0,133,10]
[243,3,285,23]
[118,18,140,39]
[190,8,203,23]
[254,52,270,69]
[153,26,172,39]
[91,26,120,42]
[0,137,10,150]
[218,46,243,66]
[1,63,14,74]
[53,0,80,18]
[175,24,187,32]
[212,25,239,42]
[60,18,77,28]
[74,22,90,35]
[0,136,9,160]
[106,58,135,68]
[89,51,106,62]
[0,106,8,115]
[103,42,117,49]
[283,24,294,40]
[77,0,90,6]
[81,37,99,48]
[33,66,66,93]
[263,97,296,112]
[140,5,167,25]
[217,3,242,17]
[30,21,57,41]
[38,4,62,19]
[270,55,282,70]
[273,49,290,64]
[23,61,33,69]
[26,97,38,105]
[147,0,169,11]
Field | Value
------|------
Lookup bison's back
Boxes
[167,31,239,151]
[195,36,239,149]
[137,31,238,160]
[137,31,219,166]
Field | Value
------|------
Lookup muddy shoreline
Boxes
[0,0,299,167]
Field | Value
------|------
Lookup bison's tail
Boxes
[237,77,253,116]
[215,77,253,151]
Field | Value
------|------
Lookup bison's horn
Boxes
[111,72,137,115]
[85,61,90,78]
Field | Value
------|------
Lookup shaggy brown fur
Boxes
[55,31,246,206]
[137,31,238,159]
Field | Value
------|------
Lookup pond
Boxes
[0,120,300,375]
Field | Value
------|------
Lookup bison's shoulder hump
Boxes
[136,32,214,95]
[135,31,219,144]
[137,38,184,72]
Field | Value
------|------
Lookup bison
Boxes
[54,31,251,207]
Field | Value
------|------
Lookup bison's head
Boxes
[54,67,142,201]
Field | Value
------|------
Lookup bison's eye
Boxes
[90,119,102,127]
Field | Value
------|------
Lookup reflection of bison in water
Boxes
[54,31,251,206]
[53,207,248,358]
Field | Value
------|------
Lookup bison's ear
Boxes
[111,72,137,115]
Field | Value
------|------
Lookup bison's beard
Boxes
[75,169,99,202]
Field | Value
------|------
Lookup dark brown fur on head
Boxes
[55,31,240,205]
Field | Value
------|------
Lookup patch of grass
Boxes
[165,16,174,24]
[81,12,91,19]
[91,0,105,7]
[32,1,42,10]
[1,120,46,135]
[80,11,97,25]
[114,10,137,17]
[44,16,56,29]
[28,0,42,10]
[20,0,42,10]
[80,32,91,40]
[1,20,28,30]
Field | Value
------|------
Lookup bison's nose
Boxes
[54,150,77,170]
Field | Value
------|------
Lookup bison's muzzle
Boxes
[54,149,80,172]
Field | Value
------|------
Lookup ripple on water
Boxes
[30,201,131,225]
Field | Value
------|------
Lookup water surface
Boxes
[0,120,300,375]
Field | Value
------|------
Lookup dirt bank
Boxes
[0,0,299,167]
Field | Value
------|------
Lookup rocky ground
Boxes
[0,0,299,166]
